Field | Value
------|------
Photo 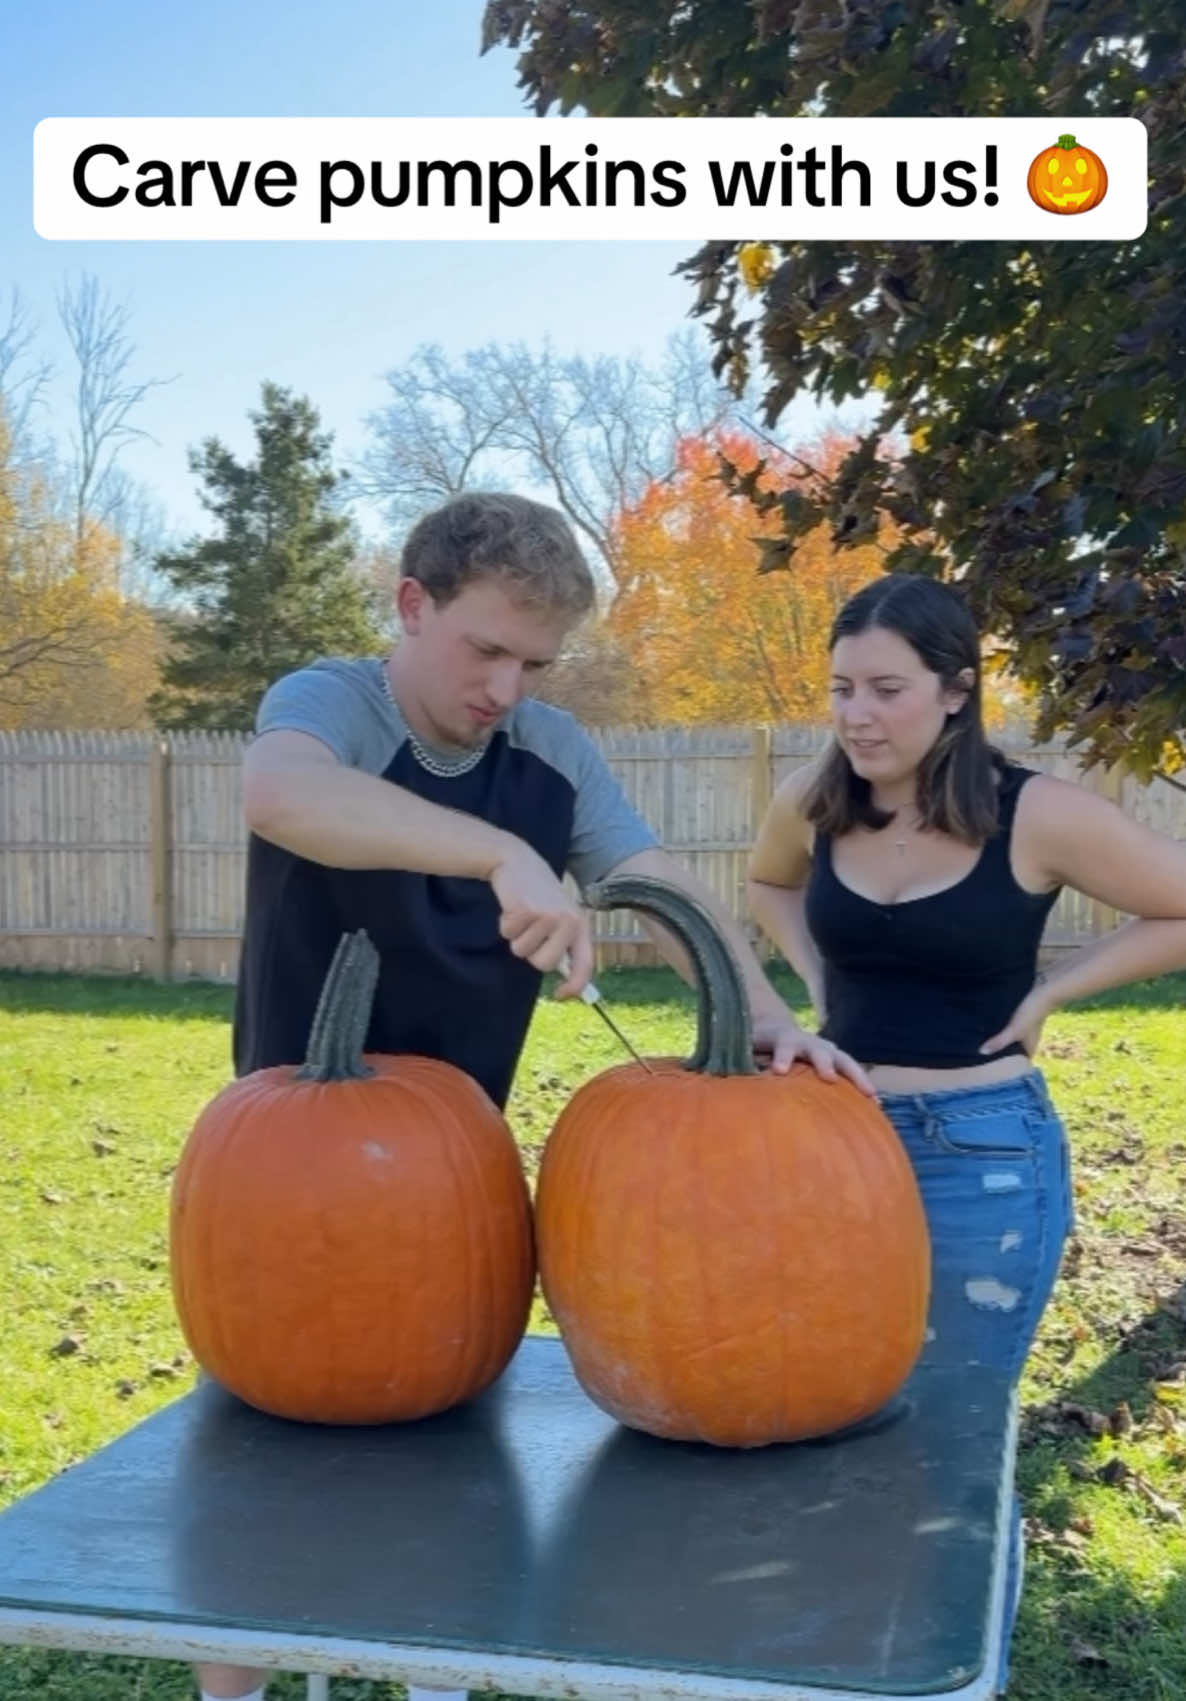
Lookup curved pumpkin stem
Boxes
[295,929,378,1082]
[584,875,756,1077]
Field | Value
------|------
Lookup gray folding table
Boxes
[0,1334,1016,1700]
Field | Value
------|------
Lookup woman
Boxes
[746,572,1186,1693]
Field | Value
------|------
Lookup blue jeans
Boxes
[876,1069,1074,1692]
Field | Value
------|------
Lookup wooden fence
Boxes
[0,726,1181,981]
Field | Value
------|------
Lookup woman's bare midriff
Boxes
[866,1053,1037,1092]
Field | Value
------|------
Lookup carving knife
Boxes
[559,952,654,1073]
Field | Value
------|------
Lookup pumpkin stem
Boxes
[1057,133,1078,150]
[584,875,757,1076]
[295,930,379,1082]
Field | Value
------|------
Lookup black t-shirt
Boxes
[233,656,657,1107]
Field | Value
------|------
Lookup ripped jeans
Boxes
[876,1069,1075,1692]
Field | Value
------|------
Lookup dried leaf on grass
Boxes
[1096,1456,1183,1523]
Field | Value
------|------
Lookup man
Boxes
[199,490,869,1701]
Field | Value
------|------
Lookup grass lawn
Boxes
[0,964,1184,1701]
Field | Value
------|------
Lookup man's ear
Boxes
[396,576,427,634]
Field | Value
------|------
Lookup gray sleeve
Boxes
[254,666,364,766]
[565,724,659,892]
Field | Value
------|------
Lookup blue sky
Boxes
[6,0,867,546]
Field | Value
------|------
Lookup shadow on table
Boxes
[530,1370,1009,1697]
[170,1378,532,1652]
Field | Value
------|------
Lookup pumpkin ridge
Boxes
[178,1080,266,1396]
[436,1080,488,1409]
[761,1110,791,1441]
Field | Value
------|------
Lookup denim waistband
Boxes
[874,1067,1056,1120]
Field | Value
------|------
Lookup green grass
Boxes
[1,966,1184,1700]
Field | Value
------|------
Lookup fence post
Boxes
[749,726,773,957]
[148,737,173,981]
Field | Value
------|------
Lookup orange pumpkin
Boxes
[170,930,534,1424]
[536,875,931,1448]
[1026,134,1108,214]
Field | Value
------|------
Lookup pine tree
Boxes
[150,383,383,730]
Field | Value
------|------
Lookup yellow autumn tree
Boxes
[0,410,162,730]
[608,431,892,725]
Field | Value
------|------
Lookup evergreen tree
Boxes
[150,383,382,730]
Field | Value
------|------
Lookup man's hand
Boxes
[751,1005,877,1096]
[488,841,593,996]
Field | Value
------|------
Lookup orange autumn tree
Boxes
[608,432,892,725]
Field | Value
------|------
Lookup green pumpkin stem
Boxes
[295,929,379,1082]
[584,875,757,1076]
[1057,133,1078,150]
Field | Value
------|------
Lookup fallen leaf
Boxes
[1109,1401,1134,1436]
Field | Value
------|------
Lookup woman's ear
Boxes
[943,667,976,714]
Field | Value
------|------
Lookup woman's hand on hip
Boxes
[979,982,1055,1059]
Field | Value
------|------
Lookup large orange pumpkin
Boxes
[170,930,534,1424]
[536,875,931,1448]
[1026,133,1108,214]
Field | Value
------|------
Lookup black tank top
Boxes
[804,763,1061,1068]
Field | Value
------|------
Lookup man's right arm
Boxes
[245,729,511,877]
[243,730,594,992]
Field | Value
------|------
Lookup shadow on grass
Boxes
[585,962,1186,1015]
[1012,1276,1186,1698]
[0,969,234,1023]
[5,958,1183,1025]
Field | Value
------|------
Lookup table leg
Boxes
[305,1676,330,1701]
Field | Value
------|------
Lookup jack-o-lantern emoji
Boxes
[1027,134,1108,214]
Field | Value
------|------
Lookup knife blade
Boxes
[558,953,654,1073]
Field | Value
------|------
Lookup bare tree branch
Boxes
[358,330,747,591]
[56,273,176,550]
[0,289,53,459]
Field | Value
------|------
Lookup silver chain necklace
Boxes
[376,658,488,779]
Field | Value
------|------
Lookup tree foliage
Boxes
[535,618,651,724]
[0,409,161,730]
[607,429,1019,725]
[150,384,383,731]
[484,0,1186,777]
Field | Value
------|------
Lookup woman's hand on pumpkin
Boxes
[489,840,594,994]
[750,1008,876,1095]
